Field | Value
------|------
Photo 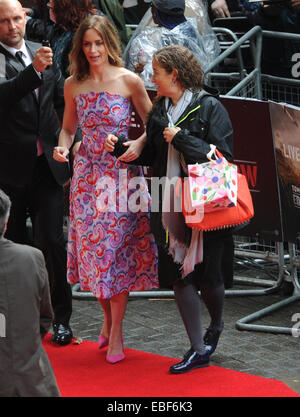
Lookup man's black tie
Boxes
[15,51,26,67]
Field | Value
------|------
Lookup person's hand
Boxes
[291,0,300,11]
[53,146,69,162]
[163,127,181,143]
[134,62,146,74]
[33,46,53,72]
[211,0,231,18]
[23,7,33,16]
[118,139,145,162]
[105,134,118,153]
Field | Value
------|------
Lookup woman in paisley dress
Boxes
[53,15,158,363]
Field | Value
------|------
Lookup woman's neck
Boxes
[88,59,115,82]
[170,88,185,106]
[89,66,108,82]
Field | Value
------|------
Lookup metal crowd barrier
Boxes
[204,27,300,335]
[204,25,262,92]
[232,31,300,335]
[235,240,300,335]
[261,74,300,107]
[261,30,300,96]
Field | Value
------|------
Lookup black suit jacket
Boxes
[0,40,69,187]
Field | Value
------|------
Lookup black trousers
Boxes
[157,230,234,290]
[0,155,72,325]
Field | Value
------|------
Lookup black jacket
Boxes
[0,40,69,187]
[112,89,234,246]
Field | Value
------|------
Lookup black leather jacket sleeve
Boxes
[172,96,234,165]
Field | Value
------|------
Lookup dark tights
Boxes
[173,280,225,354]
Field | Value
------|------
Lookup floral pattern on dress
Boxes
[67,91,158,298]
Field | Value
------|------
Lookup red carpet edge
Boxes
[43,335,299,398]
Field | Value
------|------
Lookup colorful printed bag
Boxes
[179,145,254,231]
[187,146,238,212]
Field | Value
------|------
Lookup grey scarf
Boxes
[162,90,203,278]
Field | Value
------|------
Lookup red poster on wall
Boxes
[220,97,283,241]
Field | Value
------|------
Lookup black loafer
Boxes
[169,348,210,374]
[183,346,193,360]
[203,321,224,355]
[52,323,73,346]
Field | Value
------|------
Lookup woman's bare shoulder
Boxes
[64,75,76,87]
[64,75,90,98]
[121,67,141,82]
[64,76,78,94]
[120,68,145,90]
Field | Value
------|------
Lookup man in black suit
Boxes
[0,0,73,345]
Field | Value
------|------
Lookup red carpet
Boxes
[43,334,299,397]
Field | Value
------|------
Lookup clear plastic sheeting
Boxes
[123,0,220,89]
[184,0,215,35]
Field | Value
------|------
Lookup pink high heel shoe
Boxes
[106,352,125,364]
[106,336,124,364]
[98,334,109,349]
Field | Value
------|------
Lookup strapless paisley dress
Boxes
[67,91,158,299]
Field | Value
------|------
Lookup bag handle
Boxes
[181,145,224,174]
[206,144,223,161]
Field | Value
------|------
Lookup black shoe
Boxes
[183,346,193,360]
[52,323,73,346]
[169,348,210,374]
[203,322,224,355]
